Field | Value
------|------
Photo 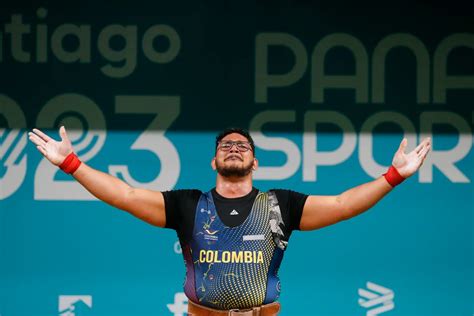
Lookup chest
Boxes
[213,197,254,227]
[193,192,272,247]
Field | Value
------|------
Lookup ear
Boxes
[252,157,258,171]
[211,157,217,170]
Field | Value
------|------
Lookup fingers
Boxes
[398,138,408,153]
[31,128,53,142]
[418,141,431,159]
[59,126,69,142]
[414,142,424,153]
[28,132,47,147]
[415,137,431,153]
[416,139,431,169]
[37,145,48,156]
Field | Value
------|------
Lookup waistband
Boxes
[187,299,281,316]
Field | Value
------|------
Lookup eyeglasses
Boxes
[218,141,253,152]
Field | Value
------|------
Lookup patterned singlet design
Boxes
[180,190,287,310]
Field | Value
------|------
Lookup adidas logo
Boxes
[230,209,239,215]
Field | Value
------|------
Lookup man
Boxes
[28,126,431,315]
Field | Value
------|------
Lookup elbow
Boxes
[112,185,134,211]
[337,195,352,221]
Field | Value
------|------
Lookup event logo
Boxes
[0,94,181,200]
[0,9,181,79]
[0,96,27,200]
[58,295,93,316]
[358,282,394,315]
[252,32,473,183]
[167,292,188,316]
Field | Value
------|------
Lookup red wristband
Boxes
[383,165,405,187]
[59,152,82,174]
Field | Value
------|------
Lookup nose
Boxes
[229,144,240,153]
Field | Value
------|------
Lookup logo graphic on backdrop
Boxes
[0,97,28,199]
[0,94,181,201]
[58,295,93,316]
[358,282,394,315]
[167,292,188,316]
[174,240,182,254]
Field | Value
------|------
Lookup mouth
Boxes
[225,155,243,161]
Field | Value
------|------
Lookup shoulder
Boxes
[161,189,203,232]
[269,189,308,231]
[268,188,309,211]
[269,188,308,199]
[162,189,203,206]
[162,189,202,198]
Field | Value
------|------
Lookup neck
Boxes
[215,173,253,198]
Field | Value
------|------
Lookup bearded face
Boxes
[215,155,254,177]
[213,133,256,177]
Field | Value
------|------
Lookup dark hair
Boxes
[215,128,255,153]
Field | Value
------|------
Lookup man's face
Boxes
[213,133,256,177]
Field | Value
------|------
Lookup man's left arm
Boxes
[299,137,431,231]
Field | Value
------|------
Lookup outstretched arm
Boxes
[299,137,431,231]
[28,126,166,227]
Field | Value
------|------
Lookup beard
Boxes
[215,159,253,177]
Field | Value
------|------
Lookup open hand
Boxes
[392,137,431,178]
[28,126,73,166]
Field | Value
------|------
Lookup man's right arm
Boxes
[73,163,166,227]
[29,126,166,227]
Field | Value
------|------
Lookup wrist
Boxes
[383,165,405,187]
[59,152,82,174]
